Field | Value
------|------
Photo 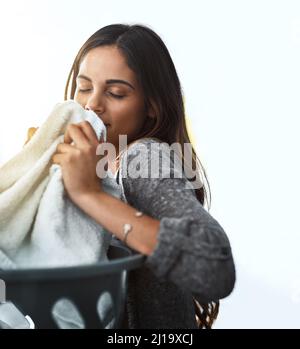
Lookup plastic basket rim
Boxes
[0,246,146,282]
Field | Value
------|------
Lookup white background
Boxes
[0,0,299,328]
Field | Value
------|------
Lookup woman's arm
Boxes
[51,122,160,256]
[117,139,236,303]
[54,124,235,303]
[74,190,160,256]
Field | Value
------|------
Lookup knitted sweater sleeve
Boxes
[118,138,236,303]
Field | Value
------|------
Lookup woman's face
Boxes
[74,45,148,150]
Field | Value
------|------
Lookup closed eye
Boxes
[77,89,125,99]
[78,89,92,93]
[108,92,125,99]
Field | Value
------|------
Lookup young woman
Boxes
[49,24,236,329]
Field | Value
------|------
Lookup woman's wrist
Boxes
[70,187,104,209]
[69,188,159,256]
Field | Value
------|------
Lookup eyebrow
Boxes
[77,74,135,90]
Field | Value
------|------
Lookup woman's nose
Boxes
[85,94,105,115]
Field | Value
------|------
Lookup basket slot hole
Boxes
[97,291,115,329]
[51,293,115,329]
[51,298,85,329]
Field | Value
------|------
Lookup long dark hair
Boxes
[64,23,219,329]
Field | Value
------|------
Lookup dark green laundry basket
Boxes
[0,241,145,329]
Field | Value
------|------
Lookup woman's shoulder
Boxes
[126,137,163,152]
[121,137,176,165]
[119,136,191,185]
[119,137,166,167]
[124,137,177,159]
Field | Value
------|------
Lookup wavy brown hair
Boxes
[64,23,219,329]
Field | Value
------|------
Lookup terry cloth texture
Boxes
[0,100,121,329]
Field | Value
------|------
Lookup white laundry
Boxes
[0,99,113,267]
[0,100,120,328]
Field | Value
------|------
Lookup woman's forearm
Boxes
[73,191,160,256]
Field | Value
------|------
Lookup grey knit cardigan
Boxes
[110,137,236,329]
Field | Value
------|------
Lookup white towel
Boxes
[0,100,120,328]
[0,99,115,267]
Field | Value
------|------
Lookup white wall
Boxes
[0,0,299,328]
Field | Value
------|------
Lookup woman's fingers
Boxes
[52,145,78,166]
[56,122,102,166]
[51,153,64,165]
[64,123,90,147]
[56,142,75,154]
[77,121,100,146]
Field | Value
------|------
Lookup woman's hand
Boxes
[52,121,104,203]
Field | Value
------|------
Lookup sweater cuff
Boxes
[145,217,192,280]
